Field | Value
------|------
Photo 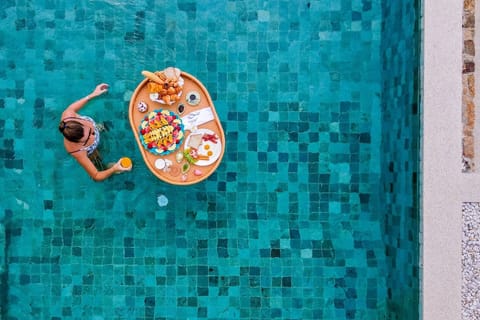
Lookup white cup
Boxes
[155,159,166,170]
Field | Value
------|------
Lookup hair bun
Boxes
[59,121,66,132]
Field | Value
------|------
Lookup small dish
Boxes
[185,91,201,105]
[177,103,185,114]
[137,101,148,113]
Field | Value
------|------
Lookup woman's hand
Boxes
[91,83,109,98]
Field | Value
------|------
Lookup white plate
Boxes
[149,77,184,105]
[184,128,222,166]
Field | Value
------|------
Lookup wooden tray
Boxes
[129,71,225,185]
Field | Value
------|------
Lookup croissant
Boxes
[142,70,163,84]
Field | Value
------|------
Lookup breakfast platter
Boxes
[129,67,225,185]
[138,109,184,155]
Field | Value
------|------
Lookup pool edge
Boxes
[423,0,466,319]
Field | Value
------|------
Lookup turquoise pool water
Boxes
[0,1,420,319]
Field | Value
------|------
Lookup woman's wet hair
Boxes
[59,120,84,142]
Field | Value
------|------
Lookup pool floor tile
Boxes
[0,0,420,319]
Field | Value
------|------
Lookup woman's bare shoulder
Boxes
[64,139,78,153]
[61,110,78,121]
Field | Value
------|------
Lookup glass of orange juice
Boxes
[120,157,132,168]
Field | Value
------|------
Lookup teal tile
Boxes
[0,0,420,319]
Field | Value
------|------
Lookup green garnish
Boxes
[183,149,197,164]
[181,162,190,174]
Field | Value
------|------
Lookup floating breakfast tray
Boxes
[129,70,225,185]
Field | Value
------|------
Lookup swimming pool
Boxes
[0,0,420,319]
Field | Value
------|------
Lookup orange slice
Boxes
[120,157,132,168]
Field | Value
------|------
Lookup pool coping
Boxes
[423,1,467,319]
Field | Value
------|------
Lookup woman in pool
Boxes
[59,83,131,181]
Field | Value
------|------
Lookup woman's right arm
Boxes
[62,83,109,117]
[73,152,130,181]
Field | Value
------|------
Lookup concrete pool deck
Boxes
[423,0,473,319]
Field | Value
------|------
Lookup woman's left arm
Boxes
[62,83,109,117]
